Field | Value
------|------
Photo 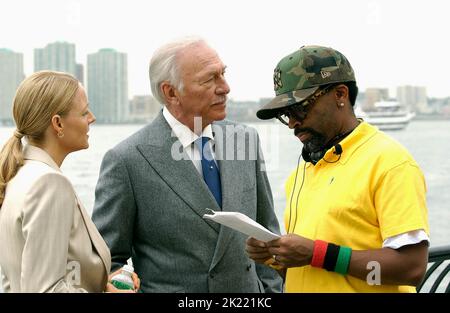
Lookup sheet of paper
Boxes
[203,209,280,242]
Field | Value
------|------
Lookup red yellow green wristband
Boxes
[311,239,353,275]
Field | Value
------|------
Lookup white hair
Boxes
[149,36,206,105]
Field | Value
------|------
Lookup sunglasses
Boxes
[276,85,334,126]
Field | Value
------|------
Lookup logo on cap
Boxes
[273,67,283,91]
[320,70,331,79]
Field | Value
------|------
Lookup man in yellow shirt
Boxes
[247,45,429,292]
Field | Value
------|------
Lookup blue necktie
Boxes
[195,137,222,208]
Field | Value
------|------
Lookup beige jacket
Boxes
[0,145,111,292]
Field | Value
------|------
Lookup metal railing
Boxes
[417,245,450,293]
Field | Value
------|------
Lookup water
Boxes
[1,120,450,292]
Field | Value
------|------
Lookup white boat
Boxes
[356,101,415,131]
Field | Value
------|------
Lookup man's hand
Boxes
[265,234,314,268]
[246,237,273,264]
[105,268,141,293]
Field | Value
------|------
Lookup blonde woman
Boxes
[0,71,139,292]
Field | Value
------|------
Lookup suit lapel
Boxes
[210,123,246,270]
[75,195,111,280]
[136,113,221,233]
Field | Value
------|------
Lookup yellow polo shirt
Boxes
[284,122,429,292]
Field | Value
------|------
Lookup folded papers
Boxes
[203,209,280,242]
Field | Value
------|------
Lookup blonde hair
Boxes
[0,70,79,206]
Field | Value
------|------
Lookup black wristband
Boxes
[323,243,340,271]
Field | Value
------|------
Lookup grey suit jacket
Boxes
[0,145,110,292]
[92,112,282,293]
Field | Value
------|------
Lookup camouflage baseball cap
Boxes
[257,45,356,120]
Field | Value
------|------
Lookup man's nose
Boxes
[217,76,230,94]
[288,116,301,129]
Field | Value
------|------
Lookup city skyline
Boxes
[1,0,450,101]
[1,39,448,124]
[1,40,445,102]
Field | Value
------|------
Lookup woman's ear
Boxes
[51,114,63,133]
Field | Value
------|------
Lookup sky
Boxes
[1,0,450,101]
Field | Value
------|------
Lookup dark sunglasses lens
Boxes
[290,105,307,120]
[277,113,289,125]
[276,101,312,125]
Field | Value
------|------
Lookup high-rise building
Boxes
[129,95,161,123]
[76,63,84,84]
[397,85,429,113]
[0,49,24,124]
[34,41,76,76]
[363,88,389,111]
[87,48,128,123]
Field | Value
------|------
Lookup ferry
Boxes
[356,101,415,131]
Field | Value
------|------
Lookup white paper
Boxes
[203,209,280,242]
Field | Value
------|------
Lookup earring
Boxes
[57,131,64,138]
[339,103,345,107]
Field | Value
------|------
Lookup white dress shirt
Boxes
[163,107,217,177]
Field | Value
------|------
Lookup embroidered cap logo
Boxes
[321,70,331,79]
[273,67,283,91]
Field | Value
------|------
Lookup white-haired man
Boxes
[93,37,283,292]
